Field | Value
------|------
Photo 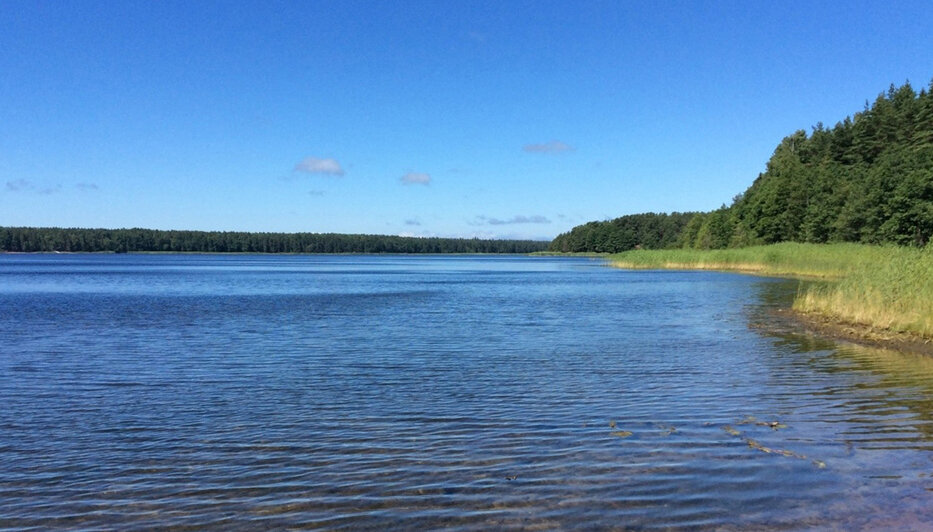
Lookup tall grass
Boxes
[793,245,933,337]
[610,242,933,338]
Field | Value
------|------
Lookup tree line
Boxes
[550,78,933,252]
[548,212,698,253]
[0,227,549,254]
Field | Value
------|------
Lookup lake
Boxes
[2,254,932,530]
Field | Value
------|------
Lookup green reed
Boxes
[610,242,933,338]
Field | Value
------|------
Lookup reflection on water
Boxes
[749,279,933,450]
[1,254,932,530]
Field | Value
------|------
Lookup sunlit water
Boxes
[2,254,932,530]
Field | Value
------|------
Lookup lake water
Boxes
[2,254,933,530]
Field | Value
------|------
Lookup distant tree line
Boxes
[551,78,933,252]
[548,212,698,253]
[0,227,549,254]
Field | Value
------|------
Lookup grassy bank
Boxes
[609,242,933,339]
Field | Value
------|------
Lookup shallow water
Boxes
[2,254,932,530]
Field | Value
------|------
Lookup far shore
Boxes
[0,250,544,256]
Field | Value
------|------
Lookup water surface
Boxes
[2,254,932,530]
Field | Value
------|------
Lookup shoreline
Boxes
[606,243,932,355]
[606,260,840,280]
[772,307,933,357]
[615,260,933,355]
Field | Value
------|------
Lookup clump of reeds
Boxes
[610,242,933,338]
[793,243,933,337]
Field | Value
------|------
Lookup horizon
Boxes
[0,225,556,242]
[2,1,932,240]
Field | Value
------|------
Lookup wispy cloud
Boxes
[308,190,326,196]
[404,219,421,226]
[76,182,99,191]
[294,156,345,176]
[522,140,574,153]
[398,230,437,238]
[6,179,34,192]
[400,172,431,185]
[6,179,61,194]
[472,215,552,225]
[400,229,550,241]
[467,31,487,43]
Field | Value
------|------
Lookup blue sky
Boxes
[2,1,932,240]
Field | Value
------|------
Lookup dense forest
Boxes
[548,212,698,253]
[0,227,549,254]
[550,79,933,252]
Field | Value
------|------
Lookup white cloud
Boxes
[473,214,552,225]
[522,140,574,153]
[294,157,345,176]
[76,182,99,191]
[404,219,421,226]
[400,172,431,185]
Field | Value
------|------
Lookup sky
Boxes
[2,1,932,240]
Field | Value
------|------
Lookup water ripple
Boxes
[2,255,933,529]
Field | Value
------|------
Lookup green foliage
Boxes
[554,78,933,252]
[728,79,933,248]
[690,206,735,249]
[0,227,549,254]
[548,212,698,253]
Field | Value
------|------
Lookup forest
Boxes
[548,212,697,253]
[550,79,933,252]
[0,227,549,254]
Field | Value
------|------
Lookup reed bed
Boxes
[610,242,933,338]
